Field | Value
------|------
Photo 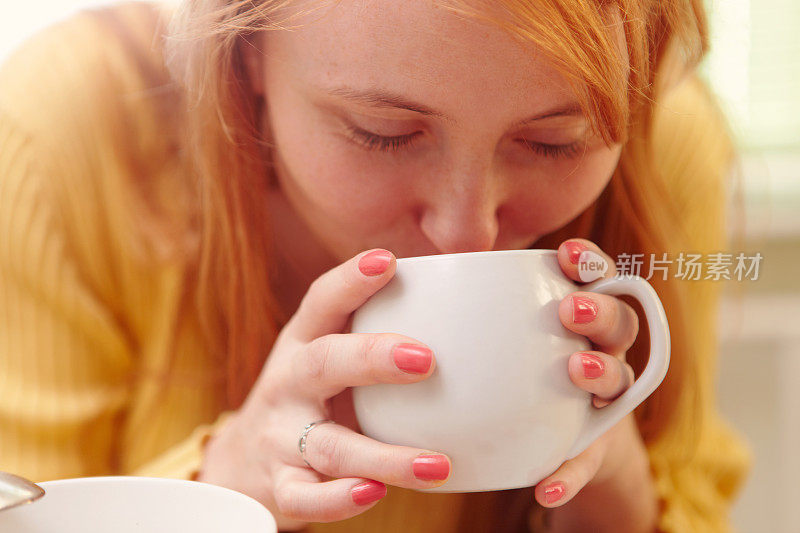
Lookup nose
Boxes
[417,160,502,254]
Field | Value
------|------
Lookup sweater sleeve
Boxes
[0,5,236,483]
[647,74,753,532]
[0,113,130,481]
[0,112,235,483]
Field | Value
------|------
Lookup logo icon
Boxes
[577,250,608,282]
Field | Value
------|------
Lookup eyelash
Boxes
[516,138,582,159]
[344,126,581,159]
[345,126,421,152]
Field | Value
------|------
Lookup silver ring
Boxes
[298,419,336,468]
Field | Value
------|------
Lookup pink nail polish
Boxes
[572,295,598,324]
[413,454,450,481]
[393,344,433,374]
[351,480,386,505]
[544,482,565,504]
[358,250,393,276]
[564,241,587,265]
[580,352,604,379]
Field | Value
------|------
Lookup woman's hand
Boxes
[532,239,657,529]
[196,249,451,531]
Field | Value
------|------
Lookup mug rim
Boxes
[396,248,557,265]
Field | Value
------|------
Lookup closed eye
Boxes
[344,125,582,159]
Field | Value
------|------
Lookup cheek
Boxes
[287,145,411,225]
[508,144,621,232]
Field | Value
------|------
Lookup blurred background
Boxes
[1,1,798,532]
[704,2,800,533]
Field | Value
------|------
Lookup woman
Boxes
[0,0,750,531]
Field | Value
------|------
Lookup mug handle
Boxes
[565,275,671,460]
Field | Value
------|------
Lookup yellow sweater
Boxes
[0,2,750,531]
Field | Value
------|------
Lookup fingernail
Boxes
[564,241,587,265]
[413,454,450,481]
[580,352,605,379]
[351,480,386,505]
[358,250,393,276]
[544,481,565,504]
[572,295,598,324]
[393,344,432,374]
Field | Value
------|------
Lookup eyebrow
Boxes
[322,85,584,127]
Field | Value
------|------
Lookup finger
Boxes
[533,440,606,508]
[557,239,617,283]
[293,333,436,401]
[567,350,635,408]
[286,249,396,343]
[293,419,451,490]
[558,291,639,355]
[273,466,387,523]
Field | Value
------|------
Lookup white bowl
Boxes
[0,476,277,532]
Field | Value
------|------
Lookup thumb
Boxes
[285,249,396,343]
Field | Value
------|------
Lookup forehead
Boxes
[263,0,579,115]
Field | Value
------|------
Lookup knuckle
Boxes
[602,299,635,350]
[574,462,593,484]
[617,303,639,346]
[359,335,385,381]
[278,499,305,522]
[254,424,275,452]
[597,295,617,329]
[574,448,602,481]
[623,363,635,389]
[346,445,401,487]
[311,430,345,473]
[299,275,329,314]
[273,481,302,521]
[585,455,603,480]
[297,286,318,317]
[262,353,294,396]
[305,335,337,384]
[361,333,384,360]
[610,361,633,398]
[624,305,640,341]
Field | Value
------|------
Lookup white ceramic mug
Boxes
[0,476,277,532]
[351,249,670,492]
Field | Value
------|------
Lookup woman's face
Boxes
[255,0,625,263]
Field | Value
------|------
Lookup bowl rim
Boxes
[30,476,276,530]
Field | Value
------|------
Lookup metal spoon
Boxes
[0,472,45,512]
